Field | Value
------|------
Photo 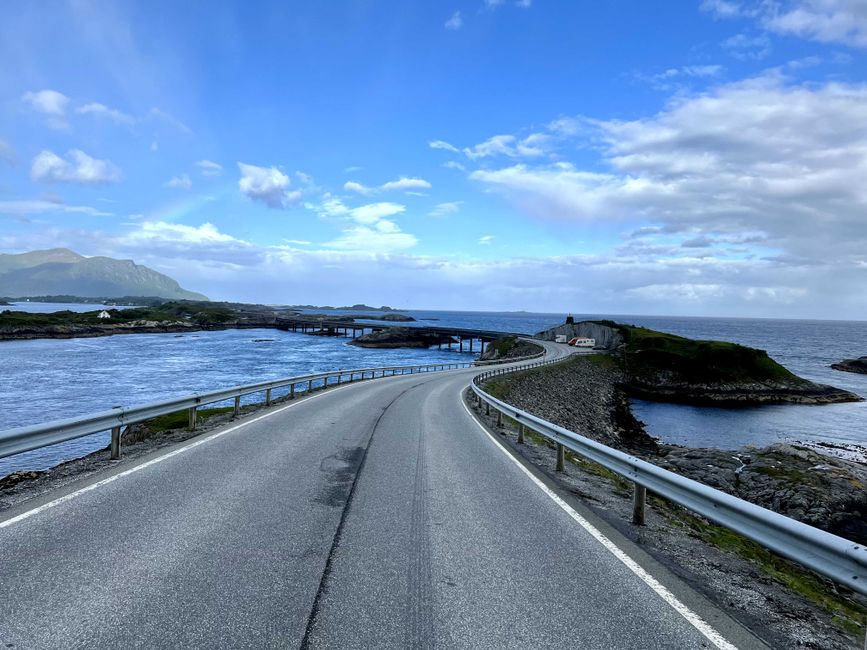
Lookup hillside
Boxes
[0,249,207,301]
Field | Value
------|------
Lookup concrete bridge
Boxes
[276,315,520,352]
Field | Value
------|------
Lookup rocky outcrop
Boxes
[536,320,622,349]
[831,356,867,375]
[478,336,544,362]
[348,327,443,348]
[626,378,862,405]
[657,443,867,544]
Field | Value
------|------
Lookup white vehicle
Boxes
[555,334,568,343]
[568,337,596,348]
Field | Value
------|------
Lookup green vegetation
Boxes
[658,500,867,636]
[488,336,519,358]
[145,406,234,433]
[0,301,235,328]
[618,324,800,384]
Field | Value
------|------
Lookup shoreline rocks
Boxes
[831,356,867,375]
[478,336,543,362]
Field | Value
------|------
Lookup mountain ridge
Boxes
[0,249,208,301]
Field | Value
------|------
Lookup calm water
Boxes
[1,305,866,477]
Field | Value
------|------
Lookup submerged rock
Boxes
[831,356,867,375]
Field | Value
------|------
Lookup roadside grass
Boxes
[145,407,236,433]
[652,496,867,636]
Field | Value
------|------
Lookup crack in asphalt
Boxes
[298,375,441,650]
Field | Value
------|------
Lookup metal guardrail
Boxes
[471,359,867,597]
[0,361,473,462]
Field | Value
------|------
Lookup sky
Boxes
[1,1,867,318]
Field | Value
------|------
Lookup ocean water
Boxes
[1,305,866,477]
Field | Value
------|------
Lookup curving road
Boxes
[0,342,765,649]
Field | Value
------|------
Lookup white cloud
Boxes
[237,162,299,208]
[0,199,113,217]
[516,0,532,7]
[767,0,867,47]
[31,149,122,185]
[166,174,192,190]
[380,177,432,192]
[76,102,136,125]
[478,235,495,245]
[722,33,771,60]
[348,202,406,225]
[429,201,462,217]
[344,177,432,195]
[22,89,70,129]
[126,221,240,244]
[705,1,867,48]
[344,180,372,195]
[197,160,223,177]
[429,139,460,152]
[443,160,467,171]
[462,133,548,159]
[0,139,15,165]
[445,11,463,30]
[326,220,418,252]
[468,74,867,274]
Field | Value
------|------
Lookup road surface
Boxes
[0,342,765,649]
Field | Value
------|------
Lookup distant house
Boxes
[97,310,112,319]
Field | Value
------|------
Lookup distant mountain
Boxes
[0,249,208,301]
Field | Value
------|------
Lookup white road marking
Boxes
[0,381,365,530]
[460,397,739,650]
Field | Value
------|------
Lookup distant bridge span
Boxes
[275,315,528,352]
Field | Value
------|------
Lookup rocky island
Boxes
[538,320,861,405]
[348,327,443,348]
[831,356,867,375]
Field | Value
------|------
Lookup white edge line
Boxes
[460,397,739,650]
[0,380,366,530]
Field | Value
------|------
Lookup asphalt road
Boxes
[0,342,764,649]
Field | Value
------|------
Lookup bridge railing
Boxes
[471,359,867,597]
[0,361,473,463]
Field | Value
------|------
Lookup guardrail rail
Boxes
[470,358,867,598]
[0,361,474,463]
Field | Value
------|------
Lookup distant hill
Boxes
[0,249,208,301]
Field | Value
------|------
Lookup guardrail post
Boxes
[265,388,272,406]
[337,373,342,385]
[110,426,121,460]
[485,402,490,416]
[188,407,197,431]
[290,383,295,399]
[632,483,647,526]
[556,443,565,472]
[496,410,503,427]
[233,396,241,418]
[518,423,525,444]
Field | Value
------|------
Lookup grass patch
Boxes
[619,324,799,384]
[145,406,234,433]
[655,497,867,635]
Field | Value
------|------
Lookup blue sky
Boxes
[2,1,867,317]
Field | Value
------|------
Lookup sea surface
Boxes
[1,303,866,477]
